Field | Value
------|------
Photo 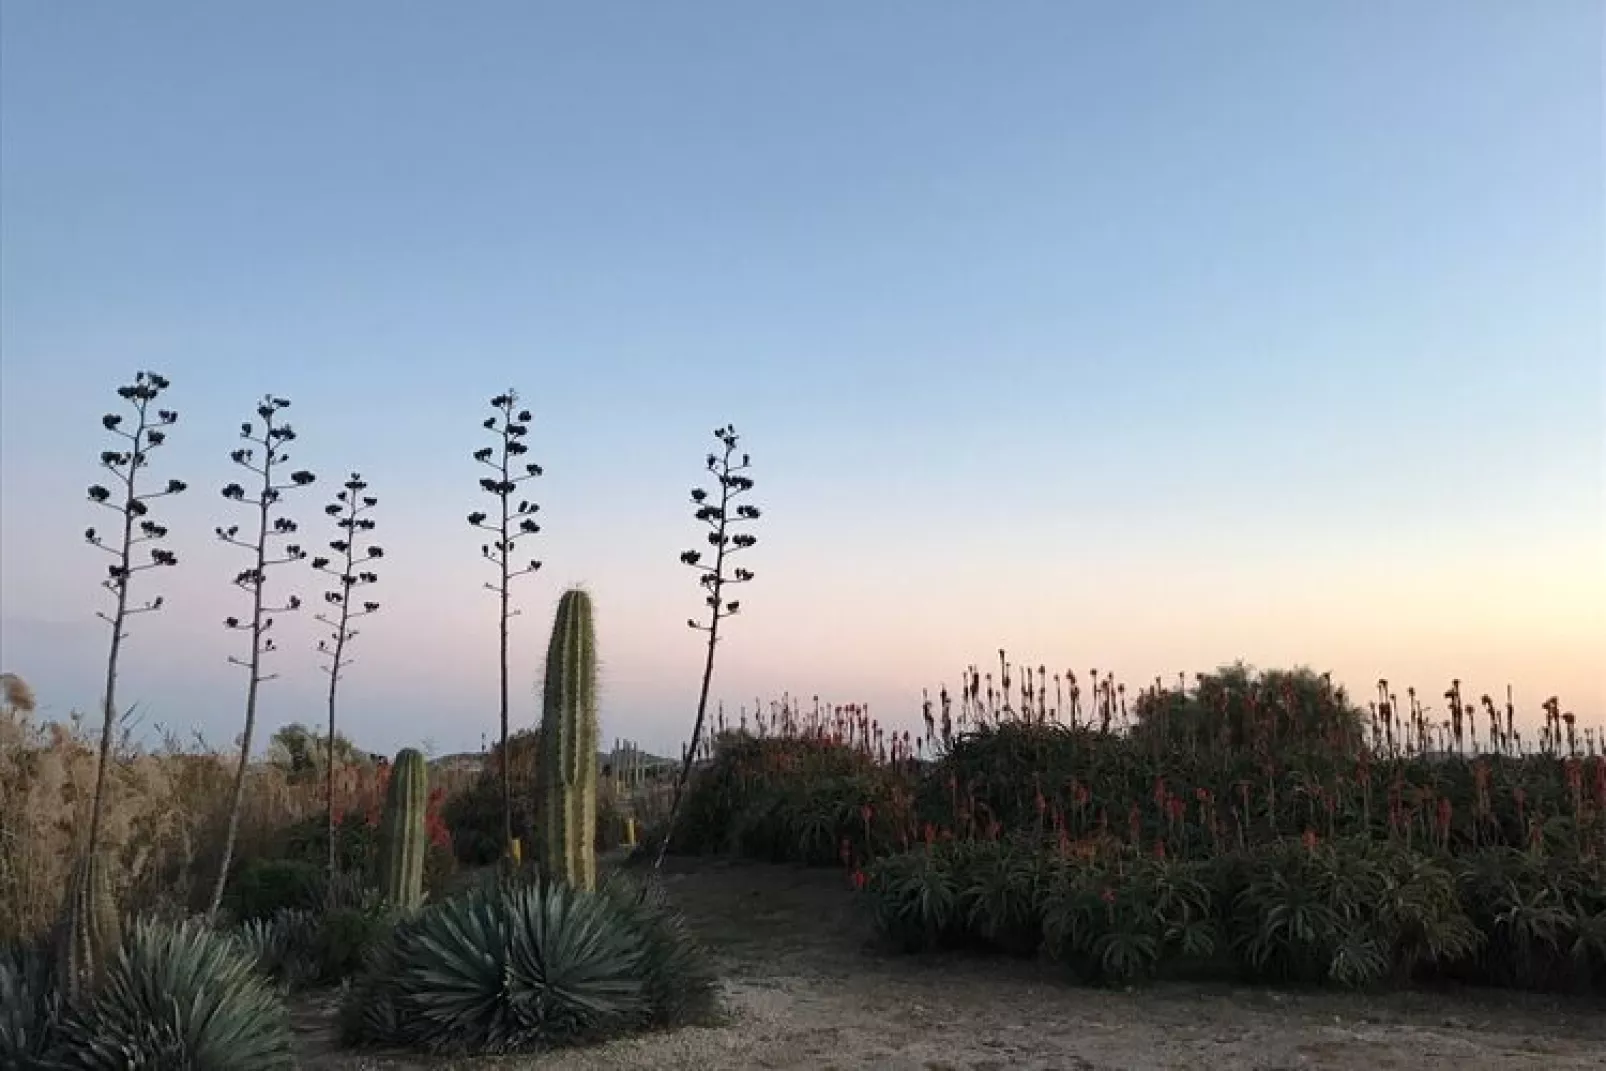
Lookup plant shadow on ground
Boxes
[297,857,1606,1071]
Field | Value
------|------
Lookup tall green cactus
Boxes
[377,747,429,910]
[55,849,121,1003]
[539,588,599,891]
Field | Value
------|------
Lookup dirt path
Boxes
[300,859,1606,1071]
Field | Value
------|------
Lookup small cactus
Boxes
[538,588,599,891]
[377,748,429,910]
[55,850,121,1003]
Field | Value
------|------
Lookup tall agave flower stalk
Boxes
[467,390,543,868]
[209,394,316,921]
[655,425,761,872]
[312,473,383,897]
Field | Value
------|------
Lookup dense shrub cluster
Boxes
[1128,664,1366,755]
[441,730,542,866]
[666,664,1604,994]
[668,730,919,869]
[234,888,394,992]
[0,691,478,944]
[920,721,1605,859]
[442,729,635,868]
[864,834,1606,991]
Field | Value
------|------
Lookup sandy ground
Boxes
[298,858,1606,1071]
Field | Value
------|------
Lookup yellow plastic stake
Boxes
[623,817,637,848]
[510,837,523,865]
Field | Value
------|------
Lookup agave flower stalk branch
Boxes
[312,472,383,896]
[467,390,542,867]
[207,395,315,920]
[654,424,760,871]
[83,372,187,865]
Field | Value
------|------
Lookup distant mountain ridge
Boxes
[428,748,676,775]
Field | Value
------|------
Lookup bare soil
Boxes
[298,858,1606,1071]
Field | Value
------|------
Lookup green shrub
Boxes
[1220,838,1490,989]
[440,732,540,867]
[235,908,321,991]
[323,869,381,913]
[594,797,634,854]
[224,858,323,922]
[275,810,456,903]
[341,873,716,1055]
[235,898,392,992]
[51,916,294,1070]
[1451,847,1606,991]
[860,836,1604,993]
[313,906,390,984]
[1131,663,1366,756]
[951,836,1051,956]
[863,843,963,953]
[672,733,917,868]
[441,782,631,870]
[280,810,380,878]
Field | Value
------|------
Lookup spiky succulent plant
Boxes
[341,876,703,1055]
[234,908,321,992]
[0,933,63,1068]
[50,916,294,1070]
[597,871,720,1028]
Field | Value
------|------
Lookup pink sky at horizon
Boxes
[3,490,1599,759]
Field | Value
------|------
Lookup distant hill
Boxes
[429,748,677,777]
[430,751,488,774]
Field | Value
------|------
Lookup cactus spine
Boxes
[377,747,429,910]
[539,588,599,891]
[55,850,120,1003]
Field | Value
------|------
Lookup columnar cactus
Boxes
[539,588,599,891]
[55,850,121,1002]
[377,748,429,910]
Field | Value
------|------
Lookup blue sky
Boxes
[1,2,1601,758]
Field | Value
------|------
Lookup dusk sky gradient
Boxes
[1,2,1601,759]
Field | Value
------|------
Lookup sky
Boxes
[1,2,1601,760]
